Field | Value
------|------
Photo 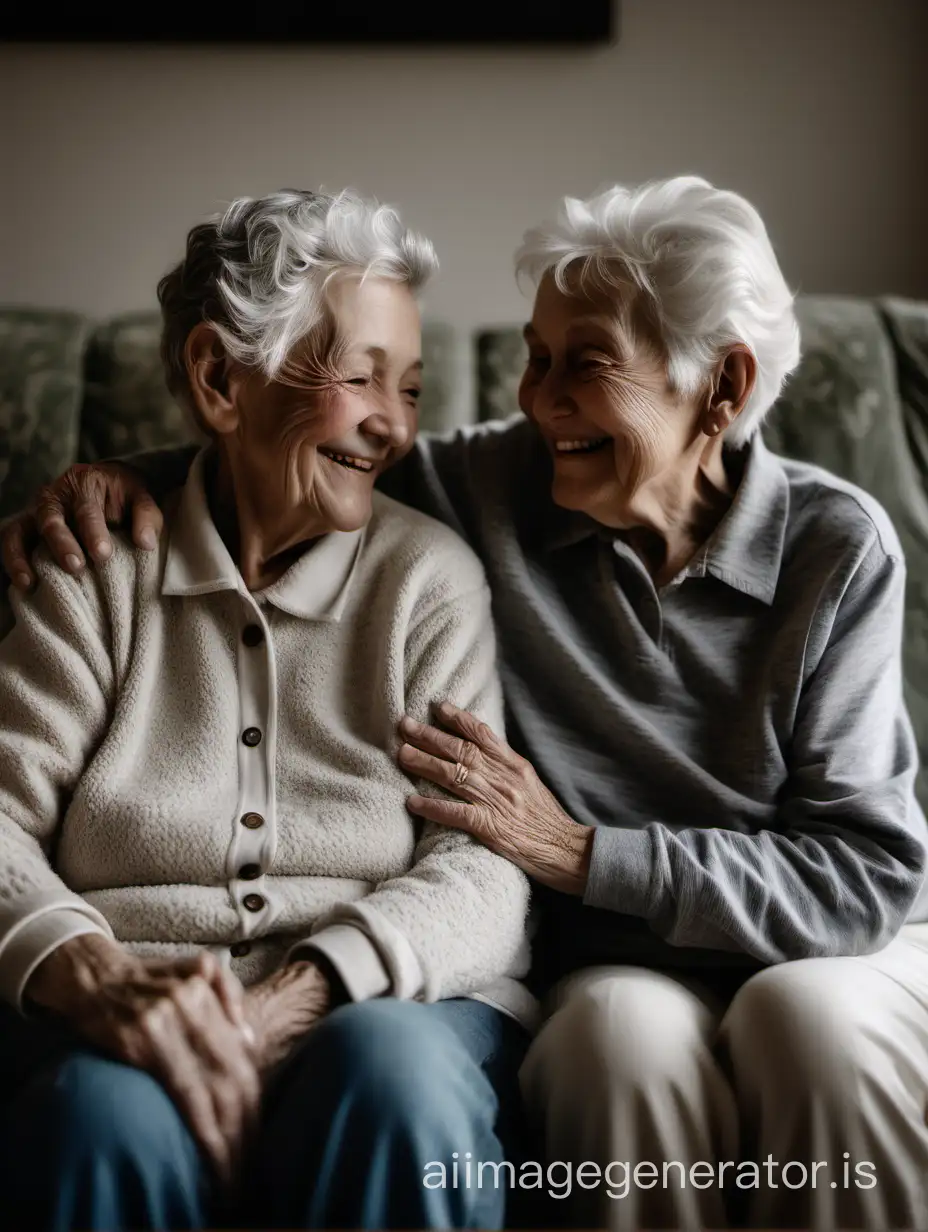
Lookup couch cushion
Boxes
[80,312,196,462]
[0,308,89,521]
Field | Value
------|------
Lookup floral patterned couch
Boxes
[2,297,928,805]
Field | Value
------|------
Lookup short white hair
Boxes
[159,188,437,406]
[515,176,801,446]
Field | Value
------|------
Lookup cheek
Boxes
[272,393,357,451]
[588,377,664,444]
[517,373,537,418]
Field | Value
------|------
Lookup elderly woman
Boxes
[9,176,928,1231]
[0,189,534,1232]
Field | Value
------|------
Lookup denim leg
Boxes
[250,997,529,1230]
[0,1006,209,1231]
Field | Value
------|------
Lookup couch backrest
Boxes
[0,309,90,520]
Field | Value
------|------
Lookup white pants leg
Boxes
[720,924,928,1230]
[521,926,928,1230]
[519,965,738,1230]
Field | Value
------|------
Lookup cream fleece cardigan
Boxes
[0,450,535,1025]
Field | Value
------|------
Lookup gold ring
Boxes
[453,762,470,786]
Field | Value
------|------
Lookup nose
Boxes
[361,405,412,453]
[530,368,576,425]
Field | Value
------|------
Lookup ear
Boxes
[701,344,757,438]
[184,323,242,436]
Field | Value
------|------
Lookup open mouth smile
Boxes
[554,437,610,455]
[320,449,375,473]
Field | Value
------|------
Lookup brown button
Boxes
[241,812,265,830]
[242,727,262,747]
[243,893,265,913]
[242,624,264,648]
[230,941,251,958]
[238,863,262,881]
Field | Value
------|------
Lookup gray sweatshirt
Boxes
[135,417,928,990]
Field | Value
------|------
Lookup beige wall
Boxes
[1,0,925,422]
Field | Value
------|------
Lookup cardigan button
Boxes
[242,623,264,648]
[242,727,262,747]
[241,812,265,830]
[243,893,265,913]
[238,863,262,881]
[230,941,252,958]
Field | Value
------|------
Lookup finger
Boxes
[398,743,479,798]
[33,487,85,574]
[407,793,482,834]
[0,516,38,590]
[129,490,164,552]
[173,978,261,1127]
[73,494,115,564]
[155,952,248,1033]
[434,701,503,751]
[198,954,249,1034]
[143,1003,233,1183]
[398,715,465,764]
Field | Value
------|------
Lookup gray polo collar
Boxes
[542,433,790,606]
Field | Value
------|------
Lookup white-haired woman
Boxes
[8,176,928,1231]
[0,190,534,1232]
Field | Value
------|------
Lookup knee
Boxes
[524,971,713,1105]
[723,962,870,1106]
[29,1053,197,1171]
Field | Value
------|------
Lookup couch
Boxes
[3,297,928,805]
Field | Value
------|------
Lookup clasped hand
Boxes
[26,934,329,1184]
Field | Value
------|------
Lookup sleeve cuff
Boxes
[583,825,655,916]
[289,924,392,1003]
[0,908,112,1012]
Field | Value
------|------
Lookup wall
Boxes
[1,0,925,422]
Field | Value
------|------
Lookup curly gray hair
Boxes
[158,188,438,421]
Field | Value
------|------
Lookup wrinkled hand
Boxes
[397,702,593,894]
[242,959,332,1077]
[26,934,259,1184]
[0,461,163,590]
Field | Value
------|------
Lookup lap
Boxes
[0,994,527,1124]
[530,930,928,1079]
[265,995,528,1126]
[0,1000,180,1120]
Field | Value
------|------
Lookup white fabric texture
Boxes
[0,449,533,1022]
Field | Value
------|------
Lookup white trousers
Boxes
[519,925,928,1230]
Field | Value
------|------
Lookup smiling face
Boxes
[226,276,422,538]
[518,274,706,529]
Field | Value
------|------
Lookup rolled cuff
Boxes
[583,825,655,916]
[0,907,113,1011]
[289,924,391,1003]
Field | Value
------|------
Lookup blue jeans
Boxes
[0,996,529,1230]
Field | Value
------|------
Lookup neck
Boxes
[619,436,735,585]
[206,446,323,591]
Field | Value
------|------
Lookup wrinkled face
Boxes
[518,274,702,528]
[232,276,422,535]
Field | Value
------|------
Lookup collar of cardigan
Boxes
[161,447,365,623]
